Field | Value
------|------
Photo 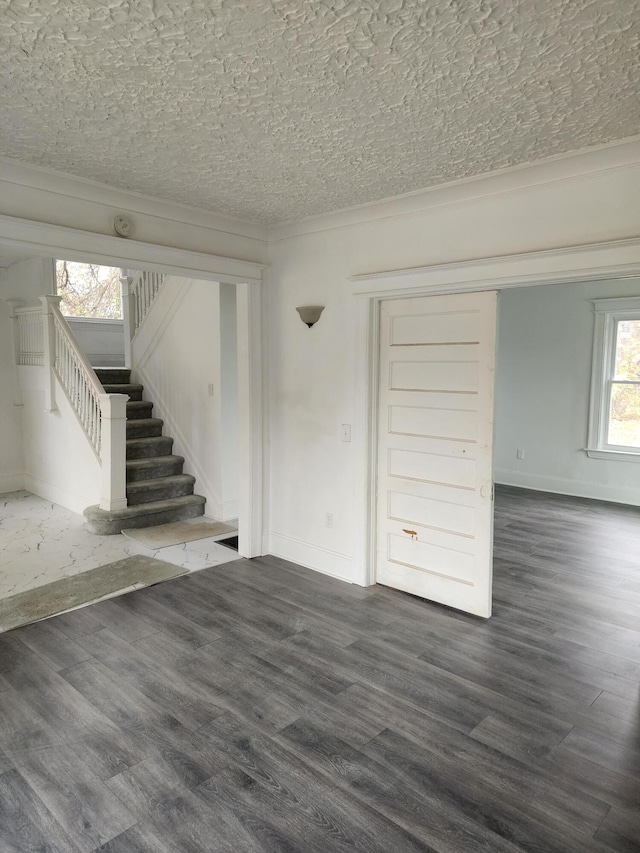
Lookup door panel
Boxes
[389,404,478,441]
[390,310,483,345]
[388,490,475,536]
[390,360,479,393]
[388,447,476,489]
[376,291,497,617]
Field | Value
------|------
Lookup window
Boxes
[55,261,122,319]
[587,297,640,461]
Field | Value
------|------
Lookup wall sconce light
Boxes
[296,305,325,328]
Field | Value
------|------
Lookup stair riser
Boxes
[127,438,173,460]
[126,403,154,420]
[127,422,163,439]
[127,481,195,506]
[95,369,131,384]
[127,459,184,482]
[102,385,144,401]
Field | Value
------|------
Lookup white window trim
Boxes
[587,296,640,462]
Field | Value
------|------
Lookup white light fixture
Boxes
[296,305,324,328]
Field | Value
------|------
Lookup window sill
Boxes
[585,448,640,462]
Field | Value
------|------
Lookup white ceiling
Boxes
[1,0,638,225]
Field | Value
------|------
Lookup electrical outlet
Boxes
[516,448,525,460]
[208,383,214,397]
[325,513,333,528]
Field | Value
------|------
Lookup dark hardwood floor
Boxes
[1,485,639,851]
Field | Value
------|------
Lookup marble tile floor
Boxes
[0,490,239,603]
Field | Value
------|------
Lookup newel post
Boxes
[120,272,135,369]
[40,295,62,412]
[99,393,128,511]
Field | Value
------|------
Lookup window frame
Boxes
[587,296,640,461]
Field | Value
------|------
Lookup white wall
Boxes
[0,289,24,493]
[0,258,103,510]
[2,140,640,572]
[0,257,55,493]
[494,277,640,505]
[266,142,640,582]
[19,367,101,513]
[66,318,125,367]
[219,283,239,520]
[3,257,55,306]
[131,276,238,520]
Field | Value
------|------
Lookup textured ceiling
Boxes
[1,0,639,225]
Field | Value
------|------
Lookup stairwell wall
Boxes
[131,276,239,521]
[19,367,101,513]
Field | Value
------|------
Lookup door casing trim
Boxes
[0,213,266,559]
[352,237,640,586]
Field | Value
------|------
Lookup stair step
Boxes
[84,494,206,535]
[126,418,164,439]
[95,368,131,384]
[127,436,173,460]
[126,400,154,420]
[102,383,144,401]
[127,474,196,505]
[126,455,185,482]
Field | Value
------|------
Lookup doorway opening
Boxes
[352,239,640,617]
[1,223,264,563]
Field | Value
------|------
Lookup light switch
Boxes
[341,424,351,442]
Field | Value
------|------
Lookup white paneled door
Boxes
[376,291,497,617]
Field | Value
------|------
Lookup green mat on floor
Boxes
[0,555,186,633]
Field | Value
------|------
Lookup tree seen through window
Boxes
[55,261,122,319]
[608,319,640,448]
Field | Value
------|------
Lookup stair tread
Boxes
[102,383,144,392]
[127,418,164,427]
[126,455,185,468]
[126,436,171,446]
[127,474,195,490]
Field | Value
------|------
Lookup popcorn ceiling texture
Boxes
[1,0,638,225]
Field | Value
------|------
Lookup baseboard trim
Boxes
[494,468,640,507]
[23,474,94,515]
[268,532,354,584]
[0,473,25,495]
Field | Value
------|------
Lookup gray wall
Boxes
[494,277,640,505]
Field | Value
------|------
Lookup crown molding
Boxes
[0,215,265,284]
[0,157,268,244]
[269,135,640,242]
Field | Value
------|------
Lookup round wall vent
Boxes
[113,214,134,238]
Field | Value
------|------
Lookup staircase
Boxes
[84,368,205,534]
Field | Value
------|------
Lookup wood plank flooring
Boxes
[1,485,639,851]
